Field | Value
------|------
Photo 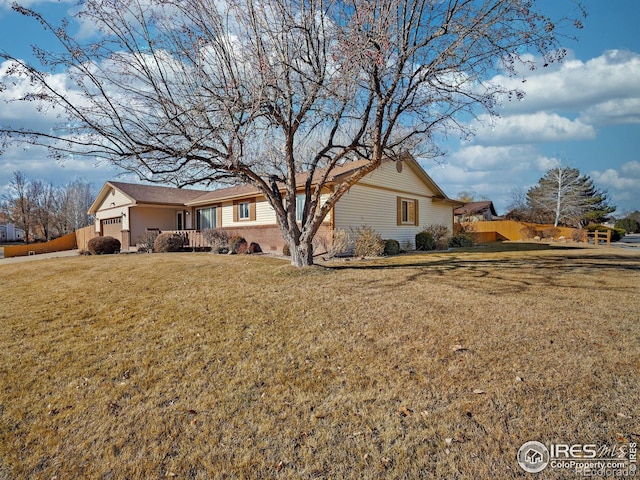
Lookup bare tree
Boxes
[0,0,583,265]
[56,179,95,234]
[526,166,615,227]
[3,171,35,243]
[30,180,59,241]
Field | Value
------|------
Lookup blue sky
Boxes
[1,0,639,215]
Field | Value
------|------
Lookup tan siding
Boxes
[96,187,131,212]
[129,207,179,244]
[334,164,454,247]
[95,188,130,223]
[221,199,277,227]
[356,161,438,196]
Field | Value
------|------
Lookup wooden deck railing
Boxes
[162,230,211,249]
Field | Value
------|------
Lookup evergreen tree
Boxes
[526,166,615,227]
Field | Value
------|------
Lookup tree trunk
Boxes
[289,240,314,267]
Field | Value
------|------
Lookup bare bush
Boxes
[351,226,384,258]
[136,231,159,253]
[421,224,451,250]
[153,233,186,252]
[327,228,353,258]
[203,228,231,253]
[520,225,541,240]
[541,227,561,240]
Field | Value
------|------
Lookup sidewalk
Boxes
[0,249,80,265]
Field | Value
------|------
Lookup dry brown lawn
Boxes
[0,244,639,479]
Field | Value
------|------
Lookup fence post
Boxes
[594,230,599,246]
[606,229,611,246]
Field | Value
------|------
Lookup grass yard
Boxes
[0,244,639,479]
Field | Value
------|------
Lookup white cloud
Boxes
[425,145,563,213]
[590,161,640,212]
[591,161,640,191]
[493,50,640,117]
[581,98,640,126]
[471,112,595,145]
[467,49,640,151]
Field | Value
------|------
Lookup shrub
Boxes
[615,217,640,234]
[236,240,249,254]
[415,231,435,251]
[327,228,353,258]
[229,236,248,254]
[153,233,186,252]
[351,225,385,257]
[541,227,561,240]
[249,242,262,254]
[520,225,541,240]
[136,231,159,253]
[585,224,625,242]
[203,228,232,252]
[572,229,587,242]
[383,239,400,256]
[87,236,121,255]
[449,233,475,248]
[228,236,244,254]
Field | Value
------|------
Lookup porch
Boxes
[161,230,211,250]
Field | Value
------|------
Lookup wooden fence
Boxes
[3,232,78,258]
[463,220,578,243]
[587,229,611,246]
[75,225,99,251]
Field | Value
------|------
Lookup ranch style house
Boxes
[88,156,461,254]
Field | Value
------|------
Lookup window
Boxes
[233,199,256,222]
[397,197,419,226]
[296,194,305,222]
[196,207,216,230]
[238,202,250,220]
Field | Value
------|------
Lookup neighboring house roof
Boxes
[454,201,497,216]
[90,156,456,213]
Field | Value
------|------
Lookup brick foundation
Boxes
[224,224,333,255]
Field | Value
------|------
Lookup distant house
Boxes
[0,223,25,242]
[88,157,460,253]
[454,201,498,223]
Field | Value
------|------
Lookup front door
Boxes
[177,211,184,230]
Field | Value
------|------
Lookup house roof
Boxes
[454,201,498,216]
[185,158,376,206]
[88,181,207,214]
[90,155,456,213]
[186,156,455,206]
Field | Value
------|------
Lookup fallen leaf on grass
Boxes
[398,406,413,417]
[473,389,486,394]
[451,344,468,353]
